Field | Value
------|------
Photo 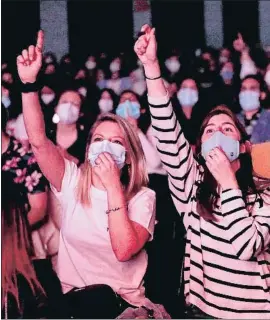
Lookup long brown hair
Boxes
[77,113,149,207]
[195,105,268,219]
[1,174,45,313]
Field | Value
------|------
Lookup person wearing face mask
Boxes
[48,88,88,166]
[237,75,270,144]
[135,24,270,319]
[97,88,117,115]
[219,61,240,110]
[16,33,165,319]
[130,68,147,96]
[219,47,231,66]
[109,57,121,73]
[85,55,97,71]
[1,82,12,109]
[165,56,181,75]
[116,90,182,317]
[175,77,203,146]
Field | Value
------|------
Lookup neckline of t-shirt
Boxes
[91,185,107,199]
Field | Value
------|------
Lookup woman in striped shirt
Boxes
[134,25,270,319]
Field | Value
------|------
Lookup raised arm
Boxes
[233,33,257,79]
[134,25,197,212]
[17,31,64,191]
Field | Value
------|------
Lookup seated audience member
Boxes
[48,88,88,165]
[218,47,232,66]
[96,68,108,90]
[16,31,158,319]
[2,105,48,235]
[1,171,65,319]
[135,25,270,319]
[237,75,270,143]
[175,77,204,146]
[97,88,118,114]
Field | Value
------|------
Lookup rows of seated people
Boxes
[2,28,270,319]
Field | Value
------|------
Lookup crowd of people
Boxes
[1,24,270,319]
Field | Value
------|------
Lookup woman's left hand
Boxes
[93,153,121,190]
[206,147,239,190]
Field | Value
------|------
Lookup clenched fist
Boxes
[134,24,157,66]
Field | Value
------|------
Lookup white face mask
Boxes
[132,68,145,81]
[85,60,96,70]
[55,102,80,124]
[88,140,126,169]
[177,88,198,107]
[14,114,28,141]
[41,93,55,105]
[264,70,270,86]
[239,90,260,112]
[110,61,121,73]
[165,59,181,73]
[132,81,146,96]
[78,87,87,97]
[219,56,228,64]
[2,95,11,108]
[98,99,114,113]
[45,56,53,64]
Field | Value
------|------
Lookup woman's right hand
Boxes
[134,24,157,66]
[17,30,44,84]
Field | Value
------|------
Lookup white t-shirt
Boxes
[51,159,156,306]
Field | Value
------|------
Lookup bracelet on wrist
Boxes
[145,74,162,81]
[19,79,42,93]
[106,205,128,215]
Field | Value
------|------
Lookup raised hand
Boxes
[17,30,44,83]
[205,147,238,190]
[233,33,247,53]
[134,24,157,66]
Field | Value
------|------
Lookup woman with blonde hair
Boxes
[16,31,156,318]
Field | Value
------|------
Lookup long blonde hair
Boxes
[1,175,45,313]
[77,113,149,207]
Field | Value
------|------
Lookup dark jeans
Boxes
[64,285,132,319]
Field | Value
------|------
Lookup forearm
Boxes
[138,130,162,169]
[22,92,47,148]
[28,206,46,226]
[144,61,167,98]
[107,184,138,261]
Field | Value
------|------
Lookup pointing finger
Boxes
[36,30,44,52]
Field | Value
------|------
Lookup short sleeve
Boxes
[128,188,156,241]
[50,159,79,202]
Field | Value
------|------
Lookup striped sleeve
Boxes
[148,94,197,213]
[221,189,270,260]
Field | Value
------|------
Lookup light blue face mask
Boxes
[201,131,240,162]
[220,70,234,81]
[88,140,126,169]
[116,100,141,120]
[2,96,11,108]
[239,90,260,112]
[177,88,198,107]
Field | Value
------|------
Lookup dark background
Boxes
[2,0,260,63]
